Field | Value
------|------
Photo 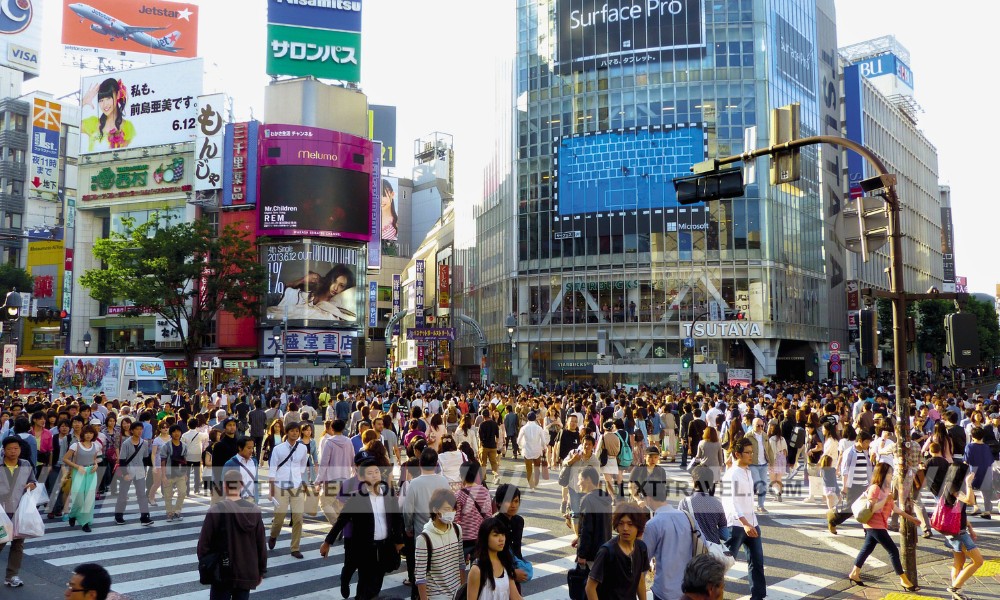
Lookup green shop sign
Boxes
[90,158,186,191]
[564,280,640,292]
[267,24,362,83]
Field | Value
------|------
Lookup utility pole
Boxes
[677,130,919,584]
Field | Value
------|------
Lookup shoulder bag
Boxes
[679,497,735,571]
[931,495,963,536]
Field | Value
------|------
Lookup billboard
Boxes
[368,141,381,268]
[80,156,191,203]
[380,176,399,241]
[0,0,41,77]
[553,125,706,215]
[266,24,361,82]
[29,98,62,198]
[222,120,260,207]
[194,93,225,192]
[78,58,204,155]
[555,0,705,74]
[62,0,199,61]
[54,356,121,397]
[257,124,373,240]
[843,63,865,200]
[262,329,352,358]
[415,259,425,327]
[267,0,362,32]
[262,241,365,327]
[369,104,396,167]
[773,13,816,98]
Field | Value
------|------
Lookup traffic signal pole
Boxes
[712,134,917,584]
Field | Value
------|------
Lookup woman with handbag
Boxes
[197,470,266,600]
[937,464,984,600]
[62,425,101,533]
[260,420,284,465]
[847,462,920,591]
[804,423,826,502]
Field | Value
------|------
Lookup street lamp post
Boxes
[83,331,91,355]
[505,314,517,386]
[272,325,287,388]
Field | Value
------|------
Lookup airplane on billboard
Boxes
[68,3,183,53]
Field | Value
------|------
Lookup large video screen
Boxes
[259,165,370,240]
[554,125,705,216]
[262,241,364,327]
[555,0,705,74]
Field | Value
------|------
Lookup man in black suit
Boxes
[320,459,404,600]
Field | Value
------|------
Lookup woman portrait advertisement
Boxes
[81,78,136,152]
[267,263,358,322]
[381,178,399,241]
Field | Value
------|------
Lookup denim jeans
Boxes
[749,464,769,509]
[854,528,903,575]
[726,525,766,600]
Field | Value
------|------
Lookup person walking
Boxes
[477,410,501,484]
[516,411,548,490]
[963,427,994,518]
[321,459,404,600]
[247,401,268,463]
[643,472,694,600]
[846,463,919,591]
[114,421,153,526]
[466,515,524,600]
[584,501,650,600]
[745,418,773,514]
[766,422,788,502]
[402,448,451,596]
[0,437,37,588]
[160,424,189,521]
[830,431,874,534]
[315,419,355,526]
[940,464,985,600]
[223,437,259,503]
[455,462,493,563]
[181,418,207,495]
[62,425,101,532]
[575,466,612,569]
[267,421,309,559]
[723,438,766,600]
[415,488,467,600]
[197,470,267,600]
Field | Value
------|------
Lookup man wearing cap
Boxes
[517,411,549,490]
[630,446,667,503]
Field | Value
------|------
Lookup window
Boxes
[201,318,217,349]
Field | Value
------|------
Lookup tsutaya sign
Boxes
[683,320,763,338]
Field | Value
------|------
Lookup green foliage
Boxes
[80,212,266,360]
[915,299,952,363]
[0,263,34,295]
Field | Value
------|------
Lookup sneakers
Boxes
[175,513,184,521]
[82,524,92,533]
[5,576,24,588]
[166,514,175,522]
[141,519,155,527]
[114,515,126,526]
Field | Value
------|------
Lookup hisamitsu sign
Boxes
[407,327,455,341]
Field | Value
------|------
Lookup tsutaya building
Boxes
[469,0,851,387]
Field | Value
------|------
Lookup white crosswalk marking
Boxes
[737,573,836,600]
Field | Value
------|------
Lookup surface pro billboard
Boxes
[555,0,705,74]
[257,124,373,241]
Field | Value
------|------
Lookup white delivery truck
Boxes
[53,356,172,404]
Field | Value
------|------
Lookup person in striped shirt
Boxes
[415,488,467,600]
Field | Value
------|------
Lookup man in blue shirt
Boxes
[641,472,692,600]
[350,420,371,455]
[964,427,995,518]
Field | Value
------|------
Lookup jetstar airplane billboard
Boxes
[62,0,198,61]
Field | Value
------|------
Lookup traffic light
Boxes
[681,349,693,369]
[59,314,71,336]
[769,103,801,185]
[859,309,877,366]
[312,353,320,366]
[673,167,745,205]
[945,312,980,368]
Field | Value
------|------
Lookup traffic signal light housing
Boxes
[769,102,801,185]
[673,167,745,205]
[945,312,980,368]
[312,353,320,366]
[59,314,71,336]
[681,348,693,369]
[858,309,877,367]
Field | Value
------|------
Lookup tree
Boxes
[0,263,34,296]
[80,212,266,386]
[915,299,951,366]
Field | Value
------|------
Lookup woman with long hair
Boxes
[427,413,447,452]
[62,425,101,532]
[467,516,523,600]
[924,421,954,464]
[940,463,984,600]
[454,413,479,458]
[147,420,171,507]
[380,178,399,240]
[767,422,788,502]
[261,419,285,464]
[847,462,920,590]
[81,77,135,151]
[267,264,357,321]
[437,434,466,491]
[692,426,725,484]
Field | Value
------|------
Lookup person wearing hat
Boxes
[516,410,549,491]
[630,445,668,504]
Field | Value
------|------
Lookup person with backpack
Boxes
[466,516,523,600]
[455,462,493,563]
[415,488,466,600]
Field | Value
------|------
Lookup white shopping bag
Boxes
[12,488,45,539]
[0,509,12,544]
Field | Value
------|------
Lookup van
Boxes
[53,356,171,404]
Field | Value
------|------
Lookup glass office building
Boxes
[476,0,841,386]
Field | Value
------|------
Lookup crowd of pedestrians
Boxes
[0,374,997,599]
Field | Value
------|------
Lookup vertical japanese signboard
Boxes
[438,264,450,310]
[222,121,260,207]
[391,274,401,336]
[368,141,382,269]
[415,260,425,327]
[194,93,225,192]
[368,280,378,328]
[29,97,61,198]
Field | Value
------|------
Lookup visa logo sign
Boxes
[8,44,39,69]
[33,131,55,152]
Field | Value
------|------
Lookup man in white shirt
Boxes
[516,411,550,490]
[224,437,259,503]
[746,418,773,514]
[268,421,309,559]
[723,438,766,600]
